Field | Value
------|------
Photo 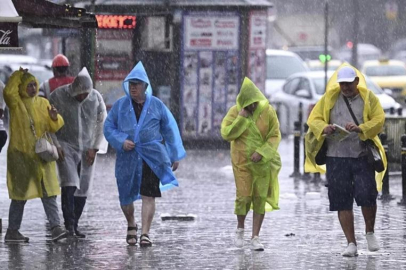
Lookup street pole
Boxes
[351,0,359,68]
[324,1,329,90]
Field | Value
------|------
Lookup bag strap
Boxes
[25,108,38,140]
[342,96,360,126]
[24,105,55,145]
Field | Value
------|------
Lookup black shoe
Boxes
[5,229,29,243]
[74,229,86,238]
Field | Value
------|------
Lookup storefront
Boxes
[79,0,272,143]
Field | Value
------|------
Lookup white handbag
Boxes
[35,133,59,162]
[28,114,59,162]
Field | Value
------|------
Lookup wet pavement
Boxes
[0,137,406,269]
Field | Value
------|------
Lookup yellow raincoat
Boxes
[221,77,281,215]
[3,70,64,200]
[304,64,387,191]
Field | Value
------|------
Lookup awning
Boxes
[12,0,98,28]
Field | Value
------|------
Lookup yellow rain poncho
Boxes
[221,77,281,215]
[304,64,387,191]
[3,70,64,200]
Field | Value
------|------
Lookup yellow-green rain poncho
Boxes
[3,70,64,200]
[221,77,281,215]
[304,64,387,191]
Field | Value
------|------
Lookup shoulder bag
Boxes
[343,96,384,172]
[27,114,59,162]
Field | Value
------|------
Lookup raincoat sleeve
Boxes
[3,70,23,110]
[160,104,186,162]
[221,106,250,142]
[104,101,128,152]
[45,100,64,133]
[92,93,107,150]
[358,91,385,141]
[255,106,281,160]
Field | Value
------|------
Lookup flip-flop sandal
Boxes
[126,225,138,246]
[139,234,152,247]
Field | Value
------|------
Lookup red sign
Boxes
[96,15,136,29]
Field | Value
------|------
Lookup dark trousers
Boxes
[0,130,7,153]
[61,186,87,230]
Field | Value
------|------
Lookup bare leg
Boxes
[237,215,246,229]
[252,212,265,238]
[141,196,155,235]
[362,205,377,233]
[338,210,356,245]
[121,203,137,244]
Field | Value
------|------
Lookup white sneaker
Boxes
[342,242,358,257]
[366,232,380,252]
[250,236,264,251]
[234,228,244,248]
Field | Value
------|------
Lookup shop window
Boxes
[141,16,172,51]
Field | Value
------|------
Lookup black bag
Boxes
[364,139,385,173]
[343,96,384,172]
[315,141,327,165]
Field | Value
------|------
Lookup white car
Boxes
[265,49,308,98]
[270,71,401,135]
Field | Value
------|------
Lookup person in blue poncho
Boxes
[104,62,186,247]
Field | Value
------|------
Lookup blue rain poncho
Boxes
[104,62,186,205]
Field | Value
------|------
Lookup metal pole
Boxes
[351,0,359,68]
[380,133,393,201]
[290,121,301,178]
[324,1,329,89]
[399,135,406,205]
[302,123,311,180]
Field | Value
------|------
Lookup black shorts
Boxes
[326,156,377,211]
[140,161,161,198]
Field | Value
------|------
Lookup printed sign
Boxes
[247,11,267,93]
[0,23,19,48]
[181,12,240,139]
[184,15,239,50]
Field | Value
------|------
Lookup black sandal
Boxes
[139,234,152,247]
[126,225,138,246]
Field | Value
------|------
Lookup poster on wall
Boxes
[247,11,267,93]
[181,12,240,139]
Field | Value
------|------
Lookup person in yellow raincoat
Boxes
[221,77,281,251]
[305,65,386,257]
[3,68,68,243]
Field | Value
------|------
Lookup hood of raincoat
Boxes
[18,71,39,99]
[123,61,152,98]
[70,67,93,96]
[236,77,268,111]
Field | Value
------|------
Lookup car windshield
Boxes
[365,77,383,94]
[266,55,308,80]
[364,65,406,76]
[311,77,327,95]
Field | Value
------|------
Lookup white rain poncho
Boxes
[49,67,107,195]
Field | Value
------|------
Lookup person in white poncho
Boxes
[49,67,107,238]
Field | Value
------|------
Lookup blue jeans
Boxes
[8,183,61,230]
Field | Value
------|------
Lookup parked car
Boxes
[337,43,382,68]
[0,54,53,85]
[265,49,309,98]
[306,59,343,72]
[270,71,401,135]
[361,59,406,99]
